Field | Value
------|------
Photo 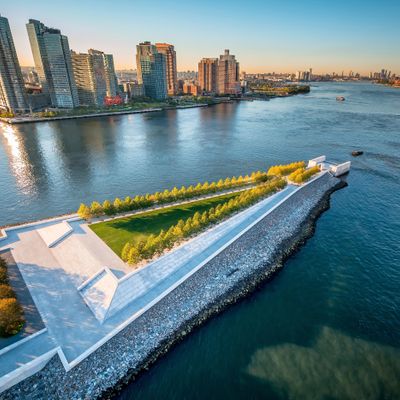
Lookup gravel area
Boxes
[0,173,345,400]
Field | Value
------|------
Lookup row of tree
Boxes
[77,171,271,219]
[288,166,320,183]
[0,256,24,337]
[121,178,287,266]
[267,161,305,176]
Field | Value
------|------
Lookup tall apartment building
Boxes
[217,49,240,95]
[102,53,118,97]
[26,19,79,108]
[71,50,107,106]
[136,42,167,100]
[198,58,218,93]
[155,43,177,96]
[0,15,28,113]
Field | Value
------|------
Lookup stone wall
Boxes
[1,173,344,400]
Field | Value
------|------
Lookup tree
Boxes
[77,203,91,219]
[124,196,132,210]
[127,246,141,265]
[113,198,124,213]
[102,200,114,215]
[121,242,133,261]
[90,201,103,217]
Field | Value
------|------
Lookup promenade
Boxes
[0,181,300,391]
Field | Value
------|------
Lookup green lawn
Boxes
[90,191,241,256]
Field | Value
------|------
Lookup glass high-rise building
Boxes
[136,42,167,100]
[26,19,79,108]
[0,15,28,113]
[155,43,177,96]
[102,53,118,97]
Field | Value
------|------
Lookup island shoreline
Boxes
[100,179,346,399]
[0,173,346,400]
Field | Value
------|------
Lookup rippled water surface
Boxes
[0,82,399,399]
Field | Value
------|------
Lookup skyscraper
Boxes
[198,58,218,93]
[0,15,28,113]
[136,42,167,100]
[71,49,118,106]
[71,50,106,106]
[26,19,79,108]
[155,43,177,96]
[217,49,240,95]
[102,53,118,97]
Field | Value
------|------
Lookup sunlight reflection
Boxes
[1,123,38,195]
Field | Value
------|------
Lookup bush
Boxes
[0,284,15,299]
[0,267,8,284]
[0,298,24,336]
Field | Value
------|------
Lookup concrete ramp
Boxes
[36,221,73,248]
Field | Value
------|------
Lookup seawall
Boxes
[0,172,345,400]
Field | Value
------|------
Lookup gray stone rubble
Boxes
[1,173,344,400]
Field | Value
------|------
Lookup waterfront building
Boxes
[198,58,218,94]
[0,15,28,113]
[121,81,144,98]
[26,19,79,108]
[217,49,240,95]
[183,81,200,96]
[155,43,177,96]
[130,82,144,97]
[71,50,107,106]
[136,42,167,100]
[104,54,118,97]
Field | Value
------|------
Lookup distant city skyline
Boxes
[2,0,400,75]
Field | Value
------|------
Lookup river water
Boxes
[0,82,399,399]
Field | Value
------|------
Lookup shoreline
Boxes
[0,103,212,125]
[0,172,346,400]
[102,178,346,399]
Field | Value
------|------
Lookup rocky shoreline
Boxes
[1,173,346,400]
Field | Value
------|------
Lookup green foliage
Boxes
[90,192,241,255]
[0,266,8,284]
[267,161,306,176]
[0,256,24,337]
[122,178,287,266]
[0,284,14,299]
[0,298,24,337]
[288,166,320,183]
[76,171,267,218]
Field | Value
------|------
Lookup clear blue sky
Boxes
[2,0,399,74]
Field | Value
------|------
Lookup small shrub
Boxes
[0,284,15,299]
[0,266,8,284]
[0,298,24,336]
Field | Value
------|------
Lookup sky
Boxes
[2,0,399,75]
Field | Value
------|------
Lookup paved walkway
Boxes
[0,183,298,382]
